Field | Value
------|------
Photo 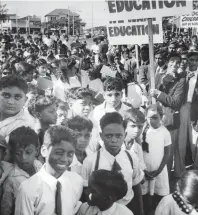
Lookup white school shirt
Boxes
[187,67,198,103]
[82,147,144,205]
[122,141,146,171]
[155,194,198,215]
[142,125,171,196]
[93,102,130,128]
[77,202,133,215]
[70,154,83,176]
[15,164,83,215]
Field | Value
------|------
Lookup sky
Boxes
[3,0,107,28]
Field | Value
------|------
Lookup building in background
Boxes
[43,9,86,35]
[1,14,41,33]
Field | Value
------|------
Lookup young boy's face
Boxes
[72,96,92,117]
[0,87,27,117]
[75,128,91,152]
[14,144,38,172]
[37,65,47,77]
[125,121,144,142]
[104,90,123,109]
[39,103,57,125]
[100,123,126,156]
[56,108,68,126]
[42,140,75,177]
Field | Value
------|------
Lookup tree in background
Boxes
[0,4,8,22]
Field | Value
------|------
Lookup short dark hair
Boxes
[100,112,127,131]
[90,170,127,200]
[177,170,198,206]
[68,87,93,100]
[146,104,163,118]
[28,95,56,117]
[103,77,124,92]
[124,108,146,124]
[0,75,28,94]
[43,125,76,148]
[167,53,181,62]
[9,126,39,155]
[192,35,197,39]
[68,116,93,132]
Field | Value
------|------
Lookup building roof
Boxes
[45,9,79,17]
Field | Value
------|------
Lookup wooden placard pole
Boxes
[148,18,156,104]
[135,44,140,83]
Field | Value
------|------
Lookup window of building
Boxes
[50,17,56,21]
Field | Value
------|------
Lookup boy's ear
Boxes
[41,145,48,158]
[36,112,41,119]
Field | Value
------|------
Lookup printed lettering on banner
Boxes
[106,0,193,20]
[180,10,198,28]
[107,17,163,45]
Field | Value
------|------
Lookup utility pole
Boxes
[67,6,70,38]
[73,15,75,36]
[16,9,18,33]
[92,3,93,36]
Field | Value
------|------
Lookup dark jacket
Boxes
[157,74,186,130]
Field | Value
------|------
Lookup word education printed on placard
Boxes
[107,17,163,45]
[105,0,193,45]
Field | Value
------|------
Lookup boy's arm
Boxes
[133,183,144,215]
[14,184,35,215]
[150,145,171,178]
[1,179,15,215]
[131,152,144,215]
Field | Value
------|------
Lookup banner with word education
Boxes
[180,10,198,28]
[106,0,193,20]
[106,17,163,45]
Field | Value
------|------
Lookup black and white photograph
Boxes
[0,0,198,215]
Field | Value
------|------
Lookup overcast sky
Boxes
[3,0,107,28]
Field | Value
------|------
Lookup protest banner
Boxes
[107,17,163,45]
[106,0,193,20]
[180,10,198,28]
[105,0,193,104]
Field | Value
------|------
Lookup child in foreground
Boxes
[155,170,198,215]
[124,108,146,171]
[142,104,172,214]
[15,125,83,215]
[0,75,36,140]
[82,112,144,214]
[1,126,42,215]
[68,116,93,175]
[77,170,133,215]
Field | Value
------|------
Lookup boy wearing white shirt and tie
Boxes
[82,112,144,215]
[15,126,83,215]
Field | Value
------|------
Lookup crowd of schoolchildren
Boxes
[0,29,198,215]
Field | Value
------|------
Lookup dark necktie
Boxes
[111,159,122,172]
[55,181,62,215]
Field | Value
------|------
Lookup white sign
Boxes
[100,65,117,77]
[180,10,198,28]
[106,0,193,20]
[107,17,163,45]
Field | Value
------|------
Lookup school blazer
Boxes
[157,75,186,130]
